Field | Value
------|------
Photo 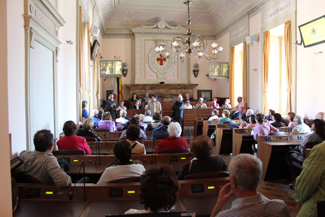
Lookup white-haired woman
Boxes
[155,122,189,153]
[292,115,311,134]
[115,110,129,125]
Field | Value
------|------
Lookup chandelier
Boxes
[156,0,223,63]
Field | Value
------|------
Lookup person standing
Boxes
[106,92,118,119]
[172,95,184,127]
[147,95,162,117]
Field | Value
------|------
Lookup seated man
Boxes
[91,109,100,128]
[97,141,146,183]
[57,121,91,155]
[230,106,241,120]
[316,111,325,120]
[218,110,232,124]
[120,117,147,140]
[183,100,193,109]
[19,130,71,187]
[142,92,151,102]
[211,154,290,217]
[151,116,171,140]
[292,115,311,134]
[201,92,208,101]
[126,124,146,154]
[195,98,207,109]
[242,108,254,123]
[177,135,227,180]
[183,92,193,102]
[155,122,189,152]
[143,110,153,122]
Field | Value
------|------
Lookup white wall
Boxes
[7,0,26,158]
[57,0,77,132]
[1,0,13,215]
[249,12,262,113]
[296,0,325,118]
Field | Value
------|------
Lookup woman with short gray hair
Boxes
[155,122,189,153]
[292,115,311,134]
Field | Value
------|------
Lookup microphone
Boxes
[69,160,86,201]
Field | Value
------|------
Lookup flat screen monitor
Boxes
[100,60,122,77]
[299,15,325,47]
[208,62,229,79]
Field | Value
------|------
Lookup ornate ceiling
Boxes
[96,0,262,34]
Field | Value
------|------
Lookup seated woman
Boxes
[117,100,127,112]
[126,124,146,154]
[218,110,232,124]
[98,112,117,132]
[222,98,231,108]
[76,118,101,141]
[253,113,279,140]
[115,110,129,125]
[299,119,325,156]
[132,100,143,110]
[57,120,91,155]
[130,93,138,102]
[143,110,153,122]
[265,109,275,121]
[125,165,178,214]
[146,112,162,131]
[271,113,285,127]
[97,141,145,183]
[210,97,219,109]
[81,100,89,120]
[177,135,227,180]
[155,122,189,153]
[287,112,296,127]
[240,114,257,129]
[208,109,219,121]
[120,117,147,140]
[136,114,147,130]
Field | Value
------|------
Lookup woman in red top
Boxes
[57,121,91,155]
[156,122,189,152]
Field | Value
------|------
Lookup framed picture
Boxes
[208,62,229,78]
[197,90,212,101]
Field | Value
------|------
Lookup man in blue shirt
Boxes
[151,116,171,140]
[91,109,101,128]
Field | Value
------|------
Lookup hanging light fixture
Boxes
[170,0,223,63]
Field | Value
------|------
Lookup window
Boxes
[234,43,243,99]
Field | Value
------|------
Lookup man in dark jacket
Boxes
[106,93,118,119]
[172,95,184,127]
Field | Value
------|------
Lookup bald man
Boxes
[151,116,171,140]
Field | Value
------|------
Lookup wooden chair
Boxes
[185,171,229,180]
[157,148,190,154]
[53,150,85,156]
[16,171,41,183]
[108,176,141,183]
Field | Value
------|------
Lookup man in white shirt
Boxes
[147,94,162,117]
[292,115,311,134]
[183,100,193,109]
[143,110,153,122]
[195,98,207,109]
[97,140,145,183]
[237,96,245,114]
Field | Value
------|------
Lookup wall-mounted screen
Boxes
[299,15,325,47]
[209,62,229,79]
[100,60,122,77]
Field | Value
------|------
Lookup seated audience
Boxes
[117,100,127,112]
[266,109,275,121]
[222,98,232,108]
[132,100,143,110]
[183,100,193,109]
[242,108,254,123]
[211,154,290,217]
[177,135,227,180]
[57,121,91,155]
[146,112,162,131]
[218,110,232,124]
[19,130,71,187]
[299,119,325,156]
[76,118,101,141]
[125,165,178,214]
[98,112,117,132]
[97,141,145,183]
[91,109,100,128]
[195,98,208,109]
[240,114,257,129]
[120,117,147,140]
[155,122,189,152]
[230,106,241,120]
[142,92,151,102]
[98,108,104,120]
[82,100,89,120]
[12,178,19,212]
[115,110,129,125]
[253,113,279,140]
[126,124,146,154]
[208,109,220,121]
[292,115,311,134]
[316,111,325,120]
[143,110,153,122]
[151,116,171,140]
[292,141,325,217]
[183,92,193,102]
[271,113,285,127]
[287,112,295,127]
[172,92,182,102]
[135,114,147,130]
[201,92,208,101]
[210,97,220,109]
[130,93,138,102]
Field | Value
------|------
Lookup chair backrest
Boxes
[269,131,286,136]
[83,136,97,141]
[154,134,169,140]
[305,141,321,148]
[53,149,85,156]
[185,171,230,180]
[17,171,41,183]
[108,176,141,183]
[318,201,325,217]
[157,148,190,154]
